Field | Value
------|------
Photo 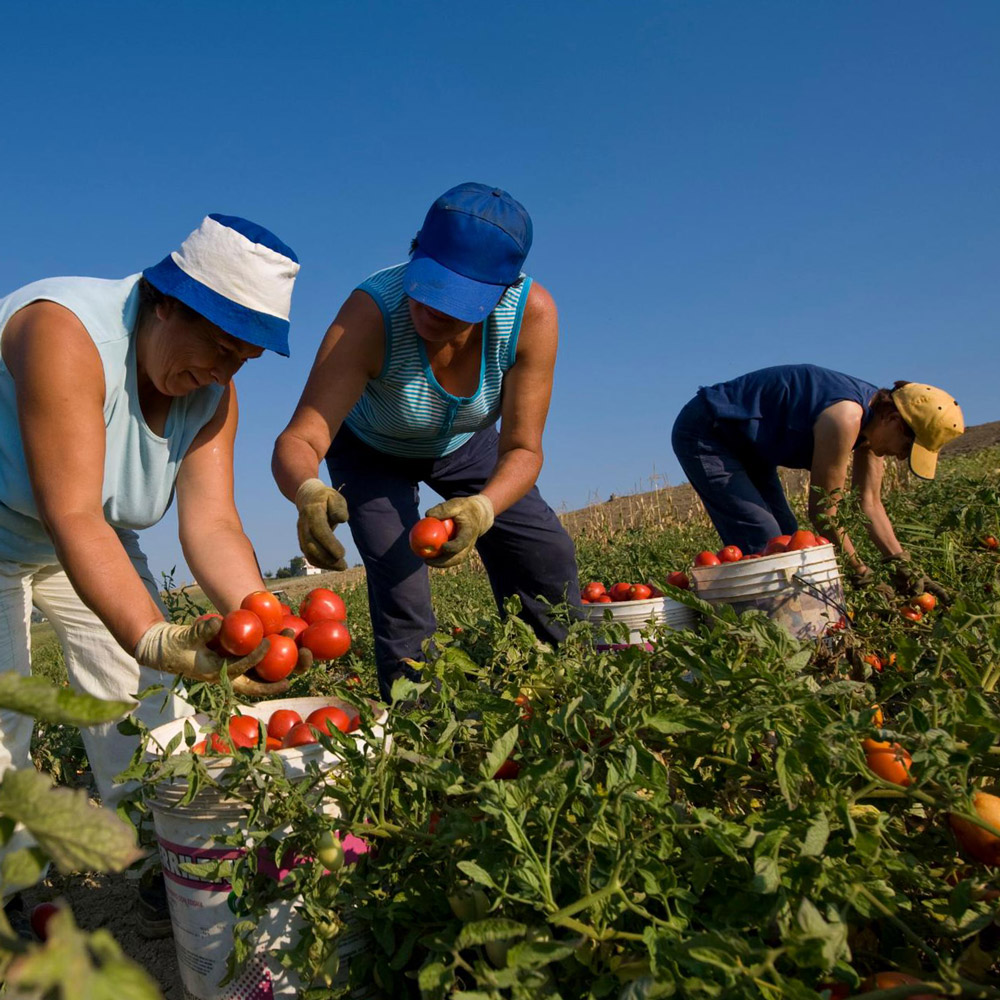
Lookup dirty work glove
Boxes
[424,494,495,569]
[884,550,950,601]
[850,566,897,602]
[295,478,349,571]
[134,619,274,689]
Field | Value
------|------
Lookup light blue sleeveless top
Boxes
[0,274,225,564]
[344,263,532,458]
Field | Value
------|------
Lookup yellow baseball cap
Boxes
[892,383,965,479]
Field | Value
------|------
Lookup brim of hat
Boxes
[142,256,290,357]
[909,440,939,480]
[404,252,506,324]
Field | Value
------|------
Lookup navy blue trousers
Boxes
[326,425,581,700]
[671,395,799,554]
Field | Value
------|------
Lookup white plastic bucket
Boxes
[144,696,383,1000]
[584,595,696,645]
[690,544,846,640]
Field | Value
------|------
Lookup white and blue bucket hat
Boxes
[142,214,299,356]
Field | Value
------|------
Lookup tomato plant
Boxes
[300,620,351,660]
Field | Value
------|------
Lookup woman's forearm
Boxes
[182,524,266,613]
[45,513,165,653]
[862,501,904,558]
[481,447,543,516]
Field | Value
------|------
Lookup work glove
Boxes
[849,566,897,602]
[884,549,950,601]
[424,494,495,569]
[295,478,349,571]
[134,619,290,696]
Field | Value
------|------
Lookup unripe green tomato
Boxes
[484,938,510,968]
[317,950,340,986]
[317,829,344,872]
[447,887,489,922]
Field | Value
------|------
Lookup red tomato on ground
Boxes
[694,551,721,567]
[911,592,936,613]
[229,715,262,749]
[240,590,284,635]
[983,535,999,550]
[861,972,938,998]
[307,705,355,735]
[279,614,309,642]
[581,581,606,601]
[30,901,60,942]
[301,620,352,660]
[299,588,347,624]
[762,534,791,555]
[864,653,883,672]
[254,634,299,682]
[608,582,632,601]
[282,723,319,749]
[266,709,303,741]
[785,529,817,551]
[666,571,690,590]
[409,517,451,558]
[901,605,923,622]
[717,545,742,563]
[628,583,652,600]
[218,610,264,657]
[493,758,521,780]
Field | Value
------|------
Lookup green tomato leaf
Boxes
[0,673,133,726]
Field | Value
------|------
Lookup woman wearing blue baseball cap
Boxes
[274,183,581,700]
[0,214,302,930]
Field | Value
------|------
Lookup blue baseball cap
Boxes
[142,214,300,356]
[404,183,533,324]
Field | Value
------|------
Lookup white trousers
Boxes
[0,532,193,812]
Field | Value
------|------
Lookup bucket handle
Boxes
[790,571,852,631]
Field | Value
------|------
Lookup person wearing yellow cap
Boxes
[671,365,964,596]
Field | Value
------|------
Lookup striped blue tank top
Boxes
[0,274,225,563]
[344,263,532,458]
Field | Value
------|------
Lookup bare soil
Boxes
[30,419,1000,995]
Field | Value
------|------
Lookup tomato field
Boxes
[15,444,1000,998]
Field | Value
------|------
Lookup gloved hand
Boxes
[134,619,286,695]
[850,566,897,602]
[295,478,349,571]
[884,550,950,601]
[423,494,495,569]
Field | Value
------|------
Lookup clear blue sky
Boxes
[2,1,997,582]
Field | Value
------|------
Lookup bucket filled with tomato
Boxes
[689,532,846,640]
[143,697,384,999]
[579,581,696,645]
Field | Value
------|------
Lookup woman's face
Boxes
[141,300,264,396]
[867,410,915,460]
[408,298,475,344]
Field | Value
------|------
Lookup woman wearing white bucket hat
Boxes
[0,214,302,931]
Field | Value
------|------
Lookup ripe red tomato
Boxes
[763,534,791,555]
[493,758,521,780]
[441,518,456,539]
[901,605,923,622]
[301,620,351,660]
[228,714,262,749]
[861,972,936,998]
[265,736,283,751]
[307,705,356,735]
[278,602,292,616]
[190,739,208,754]
[717,545,742,563]
[694,551,721,567]
[266,709,303,740]
[863,739,913,786]
[815,535,831,545]
[218,609,264,657]
[595,595,612,603]
[279,614,309,642]
[983,535,999,550]
[582,582,606,601]
[743,553,762,559]
[666,571,690,590]
[282,722,319,749]
[785,529,817,551]
[240,590,284,635]
[254,634,299,682]
[628,583,652,600]
[299,588,347,624]
[409,517,451,558]
[608,582,632,601]
[911,592,936,613]
[864,653,883,672]
[30,901,60,942]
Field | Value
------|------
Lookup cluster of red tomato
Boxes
[692,529,832,567]
[899,590,936,623]
[201,587,351,684]
[191,702,360,756]
[579,581,663,604]
[409,516,457,559]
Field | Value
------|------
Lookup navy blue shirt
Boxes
[698,365,880,470]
